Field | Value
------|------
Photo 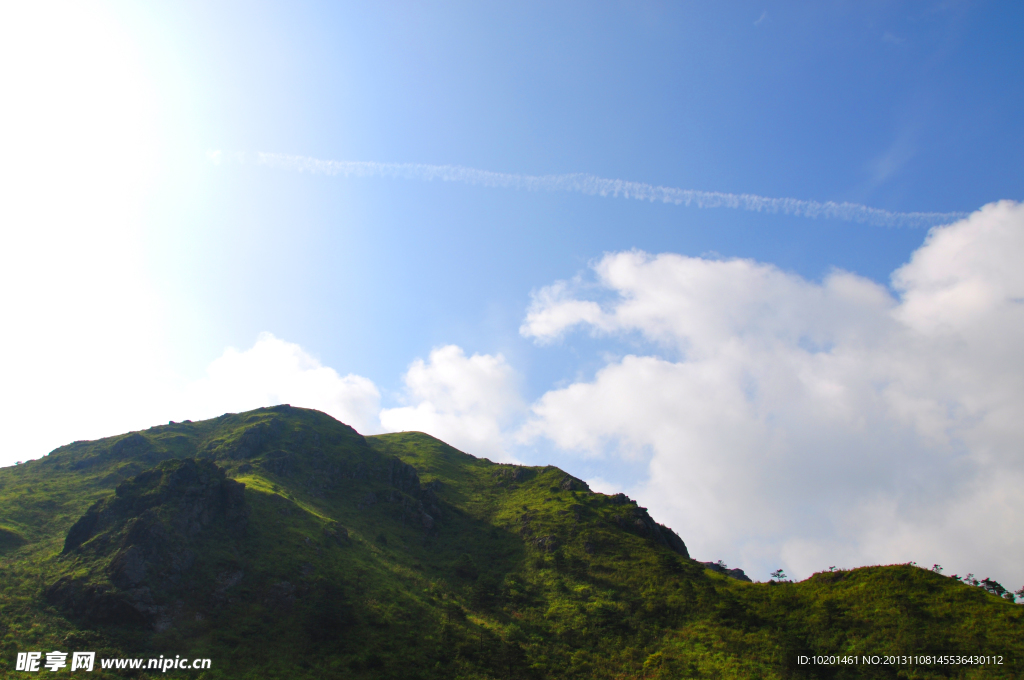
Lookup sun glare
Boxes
[0,1,169,449]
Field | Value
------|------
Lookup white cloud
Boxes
[0,331,385,467]
[182,339,525,462]
[380,345,523,462]
[1,324,520,468]
[179,333,383,435]
[520,201,1024,586]
[520,280,609,342]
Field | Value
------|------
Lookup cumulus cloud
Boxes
[380,345,523,461]
[2,327,522,468]
[186,339,525,461]
[0,330,386,467]
[519,201,1024,586]
[179,333,383,434]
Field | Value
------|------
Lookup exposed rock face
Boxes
[355,457,445,532]
[45,579,158,628]
[559,475,590,492]
[492,465,536,486]
[63,458,247,555]
[260,451,296,478]
[630,508,689,559]
[701,561,753,582]
[67,431,163,472]
[230,418,284,460]
[389,457,422,492]
[608,495,689,559]
[49,458,248,628]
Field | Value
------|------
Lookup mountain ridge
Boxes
[1,406,1021,679]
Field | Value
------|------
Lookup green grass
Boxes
[0,406,1020,679]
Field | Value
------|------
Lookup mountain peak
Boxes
[0,407,1019,678]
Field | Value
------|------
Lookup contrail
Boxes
[251,152,966,228]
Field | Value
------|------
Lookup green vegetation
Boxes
[0,406,1020,678]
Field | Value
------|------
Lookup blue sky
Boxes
[2,1,1022,586]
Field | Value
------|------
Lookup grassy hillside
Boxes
[0,406,1020,679]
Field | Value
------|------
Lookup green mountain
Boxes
[0,406,1021,679]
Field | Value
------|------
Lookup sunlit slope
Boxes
[0,406,1020,679]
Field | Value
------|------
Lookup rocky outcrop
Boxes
[45,579,159,628]
[260,451,296,478]
[354,457,444,532]
[389,457,422,493]
[609,496,689,559]
[63,458,247,555]
[63,432,163,473]
[653,523,689,558]
[50,458,248,628]
[230,418,284,460]
[559,474,590,492]
[492,465,536,487]
[701,561,752,582]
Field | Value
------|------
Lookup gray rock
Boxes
[230,418,283,460]
[559,475,590,492]
[260,451,295,477]
[109,545,146,587]
[610,504,689,558]
[51,458,249,629]
[493,465,535,484]
[388,457,422,493]
[701,561,753,582]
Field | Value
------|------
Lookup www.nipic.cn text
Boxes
[15,651,212,672]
